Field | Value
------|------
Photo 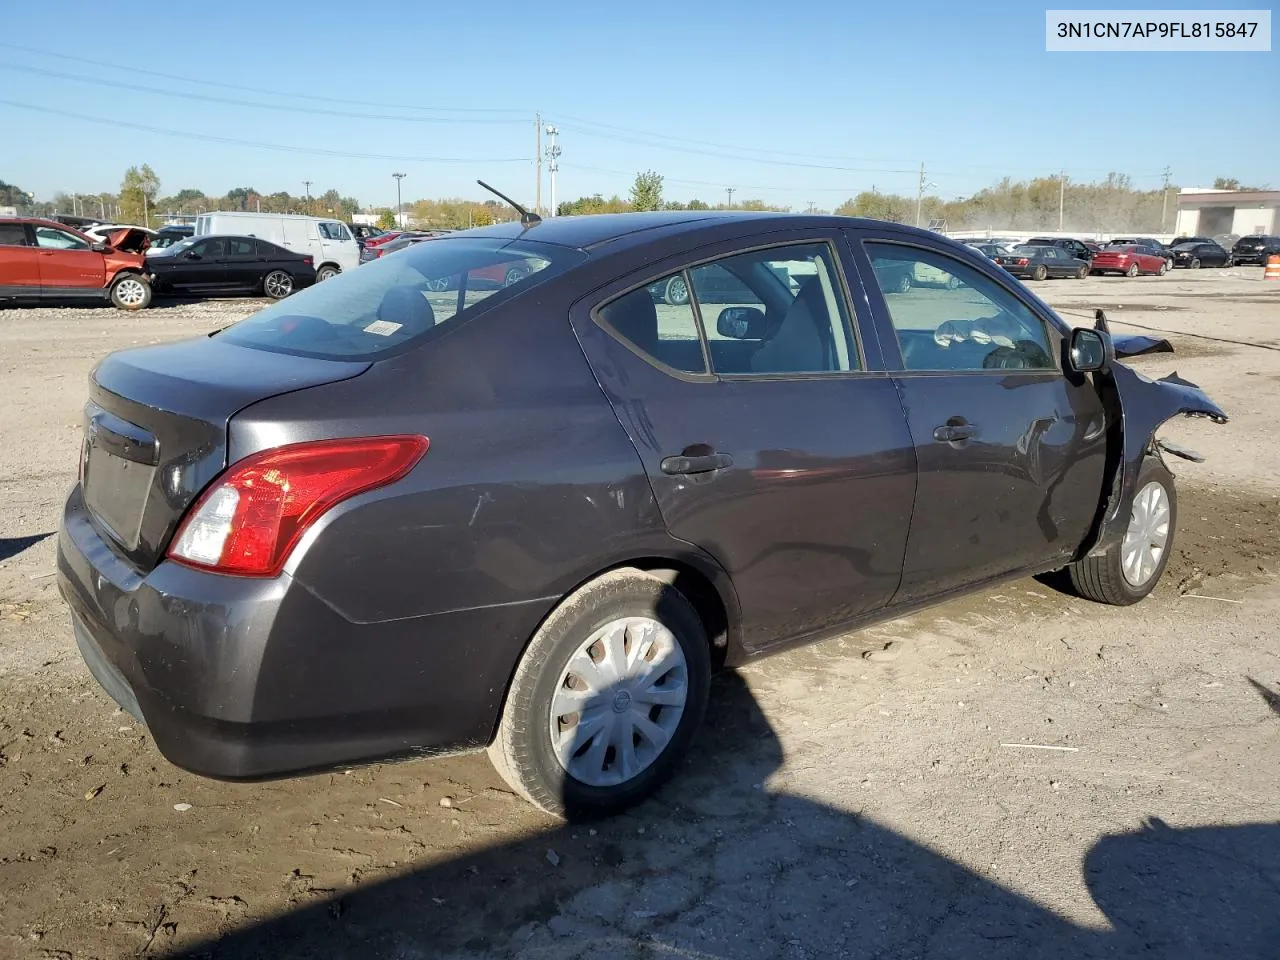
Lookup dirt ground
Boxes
[1,269,1279,960]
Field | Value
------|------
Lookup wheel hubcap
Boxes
[668,278,688,303]
[1121,480,1171,587]
[117,279,144,305]
[548,617,688,788]
[266,273,291,297]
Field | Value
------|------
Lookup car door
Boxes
[32,224,105,292]
[0,221,40,292]
[223,237,265,290]
[849,231,1108,603]
[167,238,228,292]
[318,220,355,271]
[568,232,917,652]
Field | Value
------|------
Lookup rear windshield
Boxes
[217,237,586,360]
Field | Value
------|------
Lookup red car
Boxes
[1089,244,1169,278]
[0,217,153,309]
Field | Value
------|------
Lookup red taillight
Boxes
[1017,258,1029,266]
[167,436,429,577]
[303,255,313,266]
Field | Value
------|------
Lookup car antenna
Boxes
[476,180,541,227]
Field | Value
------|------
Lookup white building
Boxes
[1175,188,1279,238]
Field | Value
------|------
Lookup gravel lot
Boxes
[2,269,1279,959]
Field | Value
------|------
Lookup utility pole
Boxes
[1160,165,1172,232]
[392,173,406,230]
[303,180,312,216]
[1058,170,1066,231]
[726,187,735,209]
[535,112,542,217]
[915,162,935,228]
[807,201,816,214]
[545,125,560,217]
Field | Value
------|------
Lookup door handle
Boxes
[933,423,976,443]
[661,452,733,475]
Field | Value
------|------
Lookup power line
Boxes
[0,62,525,125]
[0,42,528,115]
[0,99,531,163]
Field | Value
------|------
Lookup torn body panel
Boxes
[1080,358,1228,558]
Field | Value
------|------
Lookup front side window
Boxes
[318,222,350,241]
[196,238,227,259]
[865,242,1056,373]
[218,237,584,360]
[34,227,89,250]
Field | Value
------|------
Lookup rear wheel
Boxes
[894,271,912,294]
[1125,263,1140,278]
[1075,265,1088,279]
[1032,264,1048,281]
[1066,459,1176,606]
[488,568,712,819]
[316,264,340,282]
[109,273,151,311]
[263,270,294,299]
[1157,261,1168,276]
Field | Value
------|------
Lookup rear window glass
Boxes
[217,237,586,360]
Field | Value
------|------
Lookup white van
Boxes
[193,212,358,280]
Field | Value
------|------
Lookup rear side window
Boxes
[0,223,27,245]
[227,238,257,257]
[218,237,585,360]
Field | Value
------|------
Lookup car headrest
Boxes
[377,286,436,336]
[600,287,658,353]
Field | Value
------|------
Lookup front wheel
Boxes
[316,264,340,282]
[487,568,712,819]
[1065,459,1176,606]
[1075,265,1089,279]
[1190,258,1201,270]
[1032,264,1048,281]
[1157,261,1169,276]
[1125,263,1140,278]
[109,273,151,311]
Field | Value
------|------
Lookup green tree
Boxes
[835,191,912,222]
[629,170,663,211]
[1213,177,1240,190]
[377,209,397,229]
[119,164,160,226]
[225,186,258,211]
[687,198,709,210]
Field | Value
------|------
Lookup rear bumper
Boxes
[57,485,547,780]
[1231,253,1266,265]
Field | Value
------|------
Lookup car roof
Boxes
[457,211,949,252]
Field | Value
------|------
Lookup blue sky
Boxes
[1,0,1274,211]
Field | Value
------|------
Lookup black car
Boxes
[993,244,1090,280]
[1170,235,1214,248]
[1170,241,1231,269]
[57,211,1226,818]
[1026,237,1095,263]
[147,235,317,298]
[1230,235,1280,266]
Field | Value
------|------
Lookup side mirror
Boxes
[184,250,201,260]
[90,241,108,253]
[716,306,767,340]
[1069,327,1113,373]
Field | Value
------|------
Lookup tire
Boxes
[1125,263,1139,278]
[503,265,531,287]
[1165,258,1174,272]
[1075,265,1088,279]
[1065,458,1176,606]
[663,275,690,306]
[109,273,151,311]
[487,567,712,819]
[1157,261,1168,276]
[945,275,962,290]
[262,270,294,300]
[1032,264,1048,281]
[1190,258,1201,270]
[316,264,340,282]
[895,272,912,294]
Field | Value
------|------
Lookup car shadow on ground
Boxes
[163,671,1280,960]
[0,533,52,562]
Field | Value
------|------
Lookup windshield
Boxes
[217,236,586,360]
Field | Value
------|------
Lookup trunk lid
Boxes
[82,335,371,570]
